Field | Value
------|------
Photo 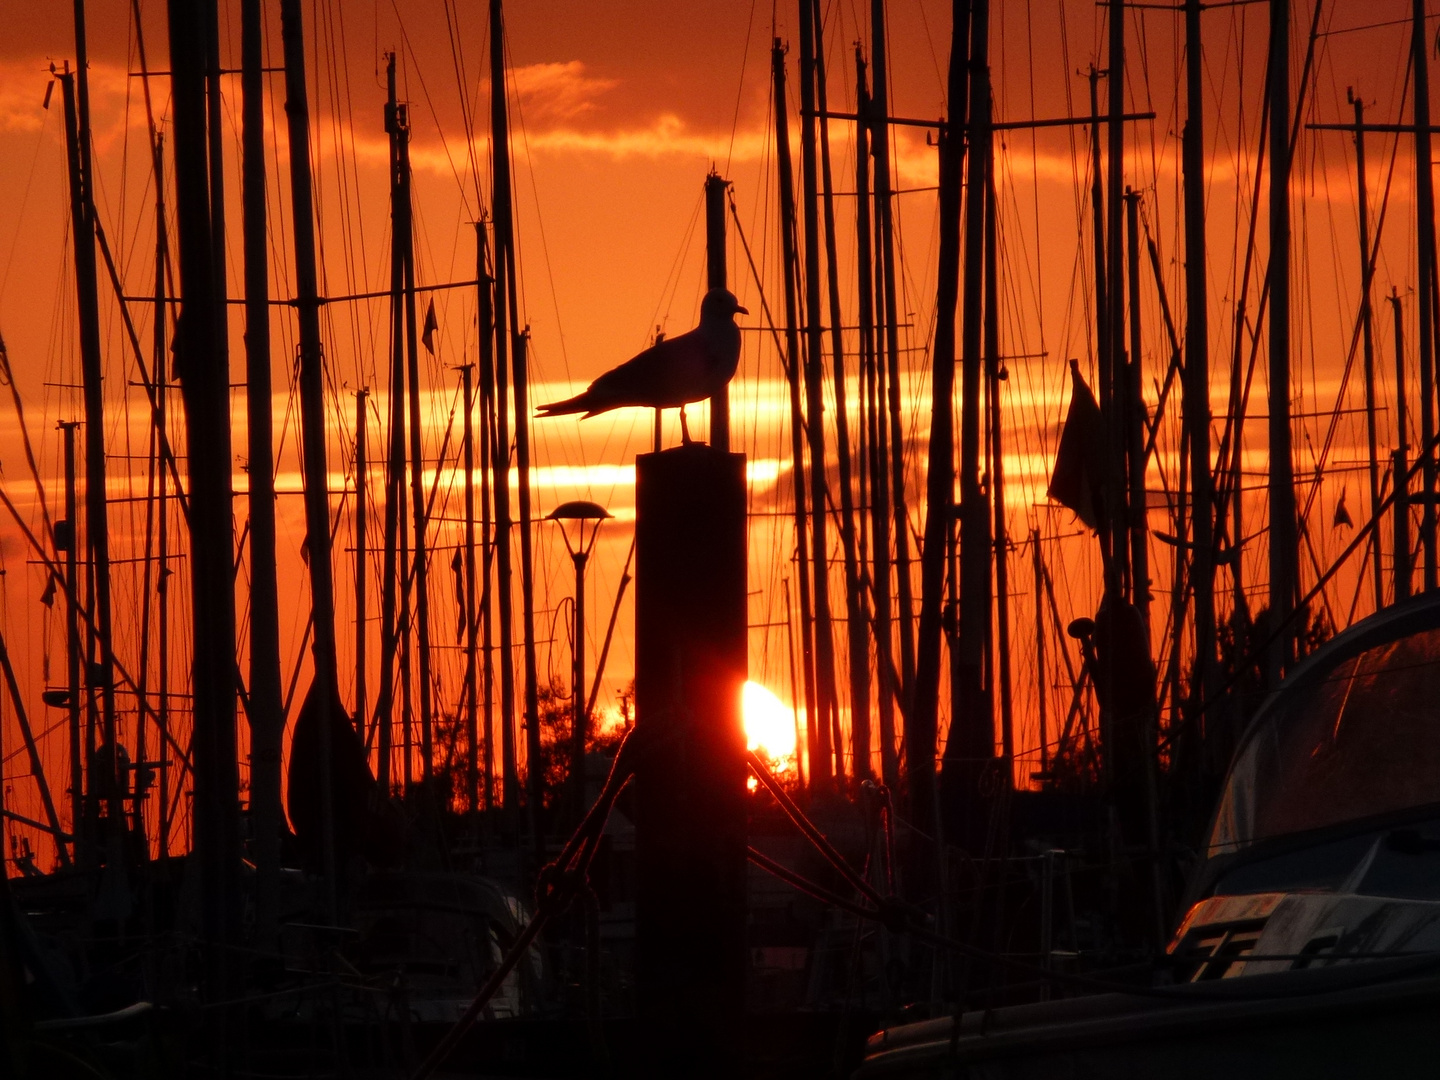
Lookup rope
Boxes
[409,728,641,1080]
[746,748,882,907]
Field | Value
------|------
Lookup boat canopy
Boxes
[1210,600,1440,856]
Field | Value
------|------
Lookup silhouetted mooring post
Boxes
[706,172,730,450]
[635,444,746,1074]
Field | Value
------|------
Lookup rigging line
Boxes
[445,0,487,213]
[504,36,571,374]
[389,0,474,219]
[0,108,51,306]
[331,0,378,385]
[726,0,761,176]
[0,481,193,774]
[1212,0,1328,532]
[1175,427,1440,747]
[1298,88,1407,528]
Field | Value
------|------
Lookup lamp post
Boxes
[546,500,611,818]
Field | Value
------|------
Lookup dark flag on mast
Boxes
[421,299,439,354]
[1048,358,1107,530]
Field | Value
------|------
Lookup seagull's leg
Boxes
[680,406,693,445]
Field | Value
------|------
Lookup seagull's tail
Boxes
[535,391,593,418]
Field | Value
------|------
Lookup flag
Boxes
[421,299,439,355]
[1333,487,1353,529]
[1048,359,1107,530]
[451,550,465,640]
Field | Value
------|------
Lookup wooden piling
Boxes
[635,444,747,1074]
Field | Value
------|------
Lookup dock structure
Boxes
[634,444,748,1075]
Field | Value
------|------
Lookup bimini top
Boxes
[1209,592,1440,857]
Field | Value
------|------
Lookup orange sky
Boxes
[0,2,1430,864]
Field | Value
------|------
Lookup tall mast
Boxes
[773,39,822,792]
[1267,0,1298,667]
[1031,530,1049,775]
[922,0,973,832]
[1106,0,1131,601]
[484,61,518,822]
[280,0,340,916]
[462,363,479,814]
[354,391,368,758]
[167,0,240,1000]
[476,222,500,814]
[1182,0,1215,699]
[1412,0,1437,592]
[375,54,407,795]
[62,7,118,833]
[60,422,83,866]
[1352,93,1383,611]
[1087,67,1114,586]
[987,171,1014,773]
[1125,189,1149,630]
[856,49,898,790]
[280,0,340,694]
[871,0,917,704]
[489,0,540,827]
[242,0,284,944]
[152,136,172,865]
[812,0,872,782]
[797,0,840,786]
[1392,289,1411,601]
[396,97,436,784]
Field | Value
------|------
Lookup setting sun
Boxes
[743,681,798,771]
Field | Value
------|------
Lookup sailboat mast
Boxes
[375,55,406,795]
[475,222,500,813]
[60,422,82,866]
[1087,67,1114,585]
[773,39,822,792]
[280,0,339,692]
[279,0,340,916]
[870,0,917,706]
[812,0,872,782]
[1352,94,1384,611]
[1182,0,1215,697]
[1412,0,1438,592]
[1391,289,1411,601]
[462,364,479,814]
[1124,189,1149,630]
[167,0,241,997]
[60,22,118,833]
[396,100,436,784]
[242,0,284,941]
[1268,0,1298,667]
[856,49,898,790]
[354,391,368,755]
[797,0,840,787]
[988,172,1014,771]
[490,0,539,826]
[1032,530,1049,775]
[1106,0,1131,600]
[924,0,974,828]
[152,134,171,864]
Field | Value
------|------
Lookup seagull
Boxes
[536,288,748,444]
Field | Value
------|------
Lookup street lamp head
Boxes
[546,499,611,559]
[546,500,612,523]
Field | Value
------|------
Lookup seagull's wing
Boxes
[583,327,713,411]
[537,326,713,417]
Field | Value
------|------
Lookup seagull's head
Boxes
[701,288,749,324]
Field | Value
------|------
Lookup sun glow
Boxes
[743,681,798,777]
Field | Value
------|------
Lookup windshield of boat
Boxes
[1209,624,1440,856]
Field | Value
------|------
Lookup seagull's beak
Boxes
[735,304,749,315]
